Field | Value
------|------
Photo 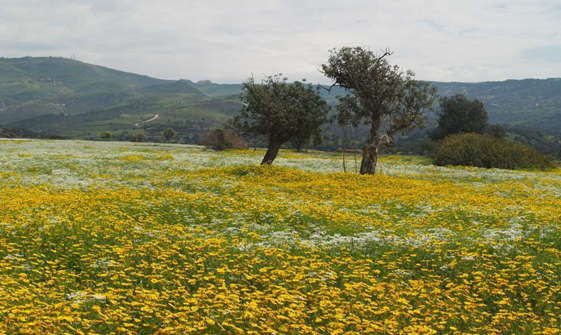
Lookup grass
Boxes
[0,139,560,334]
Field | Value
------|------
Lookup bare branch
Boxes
[318,83,342,93]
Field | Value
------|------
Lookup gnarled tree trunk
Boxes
[261,139,283,165]
[360,140,380,175]
[359,118,392,174]
[360,118,381,175]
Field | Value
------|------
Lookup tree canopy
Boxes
[233,75,329,164]
[430,94,488,141]
[163,127,176,142]
[321,47,437,174]
[100,131,112,140]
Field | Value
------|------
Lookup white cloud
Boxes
[1,0,560,83]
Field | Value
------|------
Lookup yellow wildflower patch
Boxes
[0,140,560,334]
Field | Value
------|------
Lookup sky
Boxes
[1,0,561,84]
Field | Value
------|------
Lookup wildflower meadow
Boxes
[0,139,560,334]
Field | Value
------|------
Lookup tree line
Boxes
[233,47,437,174]
[230,46,556,172]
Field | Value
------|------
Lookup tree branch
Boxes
[318,83,342,93]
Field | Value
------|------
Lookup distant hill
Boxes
[1,56,560,144]
[0,57,240,142]
[431,79,561,132]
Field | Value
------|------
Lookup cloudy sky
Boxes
[1,0,561,83]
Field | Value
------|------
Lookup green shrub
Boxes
[131,133,147,143]
[100,131,112,140]
[434,133,556,170]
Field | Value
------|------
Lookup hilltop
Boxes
[1,57,561,143]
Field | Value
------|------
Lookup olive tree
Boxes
[234,75,329,164]
[321,47,437,174]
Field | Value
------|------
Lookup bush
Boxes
[163,127,176,142]
[100,131,112,140]
[199,129,246,151]
[434,133,556,170]
[131,133,147,143]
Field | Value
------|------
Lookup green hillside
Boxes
[0,57,241,142]
[0,56,171,124]
[431,79,561,132]
[9,93,241,142]
[1,56,560,144]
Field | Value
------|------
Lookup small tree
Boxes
[233,75,329,164]
[429,94,488,141]
[200,128,246,150]
[131,133,147,143]
[322,47,437,174]
[163,127,176,142]
[100,131,112,141]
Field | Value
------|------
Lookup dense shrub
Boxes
[131,133,147,143]
[163,127,176,142]
[199,128,246,151]
[100,131,112,140]
[434,133,556,170]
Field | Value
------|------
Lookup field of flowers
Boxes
[0,139,560,334]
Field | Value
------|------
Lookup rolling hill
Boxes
[0,57,242,142]
[1,56,560,144]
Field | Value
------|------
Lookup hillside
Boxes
[1,57,560,143]
[0,57,241,142]
[0,56,169,120]
[431,79,561,131]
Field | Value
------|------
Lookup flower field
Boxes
[1,139,560,335]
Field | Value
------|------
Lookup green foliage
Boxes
[191,79,561,134]
[507,126,561,159]
[0,126,66,140]
[487,124,506,140]
[100,131,112,140]
[434,133,556,170]
[130,132,147,143]
[321,47,437,174]
[430,78,561,132]
[430,94,488,141]
[163,127,176,141]
[234,75,329,164]
[235,75,328,143]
